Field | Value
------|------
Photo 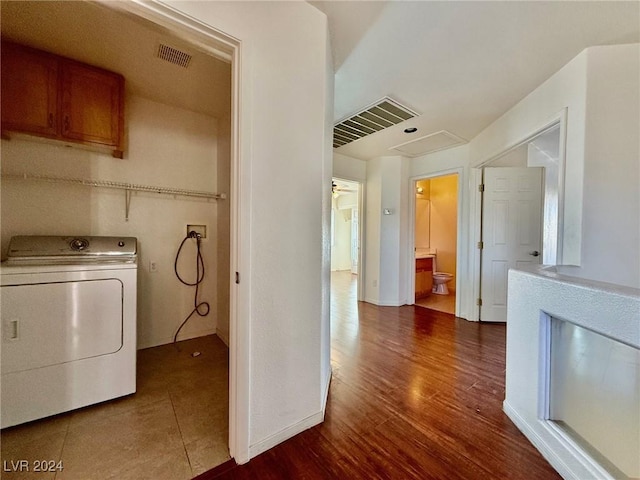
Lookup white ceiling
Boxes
[312,1,640,160]
[2,1,638,160]
[0,1,231,119]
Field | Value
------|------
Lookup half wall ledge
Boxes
[504,265,639,480]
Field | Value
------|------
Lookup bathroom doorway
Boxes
[411,172,459,315]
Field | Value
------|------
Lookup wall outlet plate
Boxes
[187,224,206,238]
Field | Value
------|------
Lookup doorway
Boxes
[331,178,363,301]
[0,0,242,474]
[410,172,460,315]
[475,122,563,321]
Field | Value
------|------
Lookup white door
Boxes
[350,208,359,274]
[480,167,543,322]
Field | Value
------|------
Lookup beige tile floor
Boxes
[415,292,456,315]
[1,335,230,480]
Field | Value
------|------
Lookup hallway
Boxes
[198,271,560,479]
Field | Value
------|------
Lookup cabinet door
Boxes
[60,62,123,149]
[1,42,59,137]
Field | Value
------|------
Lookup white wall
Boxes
[321,28,335,414]
[364,157,382,304]
[570,44,639,287]
[364,155,410,306]
[1,95,221,349]
[163,1,332,462]
[470,44,639,288]
[469,49,588,267]
[333,152,367,182]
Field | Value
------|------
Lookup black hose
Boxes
[173,232,210,344]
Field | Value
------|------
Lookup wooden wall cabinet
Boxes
[415,257,433,300]
[1,41,124,158]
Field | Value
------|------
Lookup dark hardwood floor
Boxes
[196,272,560,479]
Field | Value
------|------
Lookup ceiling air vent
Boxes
[157,43,192,68]
[333,97,418,149]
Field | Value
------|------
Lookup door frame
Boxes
[97,0,248,462]
[407,167,464,315]
[469,109,568,321]
[331,176,365,301]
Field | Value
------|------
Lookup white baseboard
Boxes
[137,328,217,350]
[364,297,402,307]
[503,401,614,480]
[216,328,230,347]
[321,367,332,416]
[248,410,324,459]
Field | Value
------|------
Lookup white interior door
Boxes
[480,167,543,322]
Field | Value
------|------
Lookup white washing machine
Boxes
[1,236,137,428]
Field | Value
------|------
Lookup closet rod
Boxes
[1,173,226,200]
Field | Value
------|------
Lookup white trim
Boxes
[503,401,616,480]
[96,0,250,465]
[473,109,566,169]
[321,367,332,415]
[229,31,251,466]
[332,176,366,301]
[248,411,325,459]
[100,0,237,62]
[469,168,483,321]
[365,298,404,307]
[537,311,552,420]
[216,328,230,347]
[503,401,575,480]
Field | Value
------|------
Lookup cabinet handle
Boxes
[64,116,70,131]
[48,113,54,128]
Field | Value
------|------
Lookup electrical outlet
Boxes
[149,260,158,273]
[187,224,207,239]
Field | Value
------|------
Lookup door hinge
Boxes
[477,298,483,306]
[477,241,484,249]
[235,272,240,284]
[478,184,485,192]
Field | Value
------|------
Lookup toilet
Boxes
[431,253,453,295]
[432,272,454,295]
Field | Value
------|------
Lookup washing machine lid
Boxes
[5,236,137,265]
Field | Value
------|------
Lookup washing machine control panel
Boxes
[6,236,137,265]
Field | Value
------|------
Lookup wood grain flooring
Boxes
[196,272,560,479]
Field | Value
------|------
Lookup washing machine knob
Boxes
[70,238,89,251]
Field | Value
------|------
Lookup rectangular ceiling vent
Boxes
[157,43,192,68]
[390,130,467,157]
[333,97,418,149]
